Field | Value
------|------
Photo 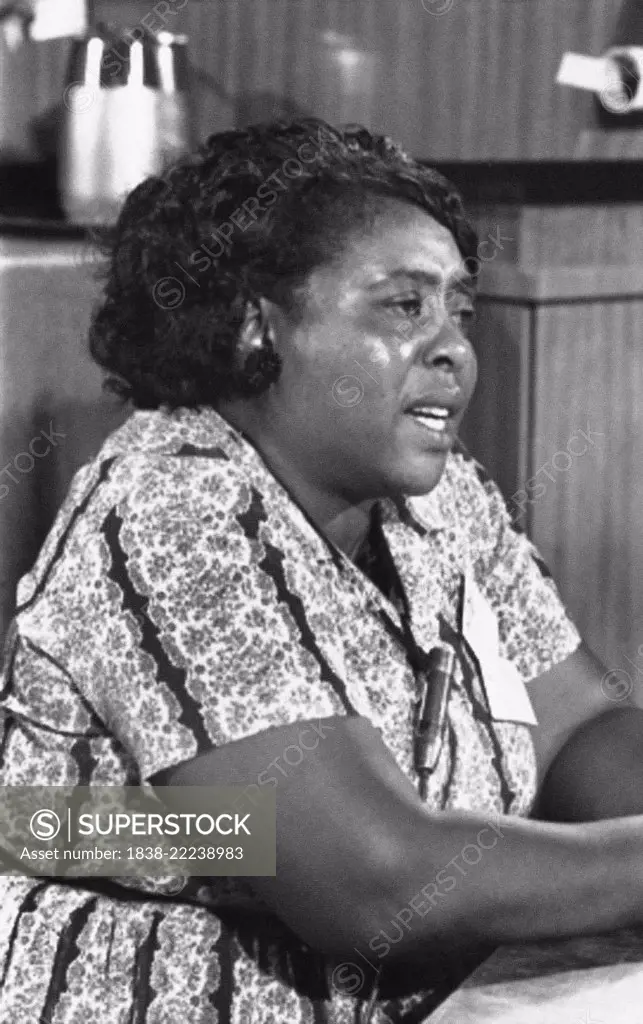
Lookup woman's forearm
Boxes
[159,715,643,963]
[362,810,643,964]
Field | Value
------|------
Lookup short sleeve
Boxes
[0,630,195,897]
[0,631,113,786]
[81,456,344,781]
[461,460,582,683]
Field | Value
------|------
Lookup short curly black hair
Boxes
[89,117,478,409]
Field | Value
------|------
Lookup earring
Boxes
[236,329,282,394]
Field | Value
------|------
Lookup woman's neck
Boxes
[218,404,376,560]
[264,447,376,560]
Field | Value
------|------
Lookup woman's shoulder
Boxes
[97,406,242,471]
[89,406,252,521]
[14,410,249,610]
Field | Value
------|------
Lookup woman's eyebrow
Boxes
[367,269,476,293]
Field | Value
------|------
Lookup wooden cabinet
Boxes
[461,212,643,693]
[0,238,128,647]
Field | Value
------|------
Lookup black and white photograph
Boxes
[2,1,643,1021]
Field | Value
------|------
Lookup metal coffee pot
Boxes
[58,23,195,224]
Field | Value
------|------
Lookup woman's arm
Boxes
[156,714,643,963]
[527,643,643,821]
[536,703,643,822]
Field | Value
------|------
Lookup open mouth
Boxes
[402,401,460,451]
[406,405,452,433]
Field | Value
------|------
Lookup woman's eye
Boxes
[388,297,424,318]
[385,296,476,331]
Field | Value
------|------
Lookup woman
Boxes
[2,117,643,1024]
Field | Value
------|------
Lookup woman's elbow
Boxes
[335,832,485,963]
[271,836,409,958]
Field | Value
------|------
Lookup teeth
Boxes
[410,410,449,432]
[412,406,449,418]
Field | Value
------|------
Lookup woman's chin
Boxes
[385,450,449,497]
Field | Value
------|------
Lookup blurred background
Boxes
[2,0,643,701]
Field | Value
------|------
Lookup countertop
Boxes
[428,928,643,1023]
[0,234,98,267]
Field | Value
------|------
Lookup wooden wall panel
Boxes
[531,300,643,680]
[181,0,619,159]
[520,207,643,265]
[459,301,530,505]
[467,267,643,694]
[0,0,629,164]
[469,203,643,267]
[0,36,69,160]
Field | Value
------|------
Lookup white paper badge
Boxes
[463,571,538,726]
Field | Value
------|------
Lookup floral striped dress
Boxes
[0,406,580,1023]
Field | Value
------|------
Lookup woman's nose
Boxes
[421,321,474,376]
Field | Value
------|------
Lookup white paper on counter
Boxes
[556,52,612,92]
[429,961,643,1023]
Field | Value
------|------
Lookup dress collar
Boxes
[132,404,451,536]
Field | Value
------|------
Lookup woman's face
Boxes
[255,200,478,504]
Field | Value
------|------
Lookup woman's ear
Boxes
[233,297,282,392]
